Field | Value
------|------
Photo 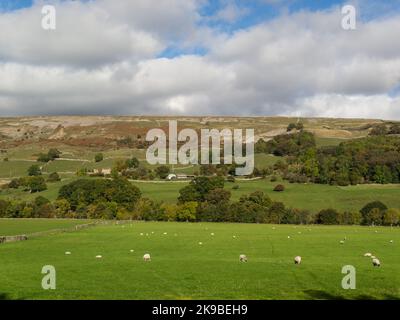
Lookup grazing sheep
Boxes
[287,236,291,239]
[371,255,376,259]
[372,258,381,267]
[143,253,151,262]
[340,240,345,244]
[211,233,215,236]
[364,253,372,257]
[65,251,71,255]
[239,254,248,262]
[130,249,134,253]
[198,242,203,245]
[95,255,102,259]
[294,256,302,264]
[390,240,393,243]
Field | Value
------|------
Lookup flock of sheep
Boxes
[364,253,381,267]
[63,226,389,268]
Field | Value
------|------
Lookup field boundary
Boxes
[0,234,28,244]
[0,220,117,244]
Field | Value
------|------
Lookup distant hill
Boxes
[0,116,394,149]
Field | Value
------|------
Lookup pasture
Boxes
[0,219,90,236]
[131,179,400,212]
[0,221,399,300]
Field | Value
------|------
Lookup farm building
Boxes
[166,174,195,180]
[93,168,112,175]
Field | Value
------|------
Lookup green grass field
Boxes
[0,219,90,236]
[131,179,400,212]
[0,221,399,300]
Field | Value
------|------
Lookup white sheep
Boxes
[95,255,102,259]
[364,253,372,257]
[372,258,381,267]
[371,255,376,259]
[143,253,151,261]
[65,251,71,255]
[340,240,345,244]
[294,256,302,264]
[239,254,248,262]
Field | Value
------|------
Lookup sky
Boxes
[0,0,400,119]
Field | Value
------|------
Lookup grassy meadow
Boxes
[0,219,90,236]
[0,221,399,300]
[0,117,399,300]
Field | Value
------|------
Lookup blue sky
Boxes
[0,0,32,11]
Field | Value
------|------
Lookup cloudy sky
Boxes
[0,0,400,119]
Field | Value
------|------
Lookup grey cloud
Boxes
[0,3,400,119]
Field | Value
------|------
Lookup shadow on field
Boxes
[303,290,400,300]
[0,293,11,300]
[0,293,26,300]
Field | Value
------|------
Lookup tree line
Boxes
[1,176,399,226]
[255,131,400,186]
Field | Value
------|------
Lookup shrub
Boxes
[155,165,170,179]
[8,179,20,189]
[369,124,388,136]
[94,153,104,163]
[28,165,42,176]
[37,149,61,162]
[383,208,400,226]
[37,153,51,163]
[316,209,341,225]
[126,157,139,168]
[287,123,297,132]
[28,176,47,193]
[47,172,61,182]
[48,149,61,160]
[360,201,388,225]
[273,184,285,192]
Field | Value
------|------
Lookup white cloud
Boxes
[211,2,250,23]
[293,94,400,120]
[0,1,400,119]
